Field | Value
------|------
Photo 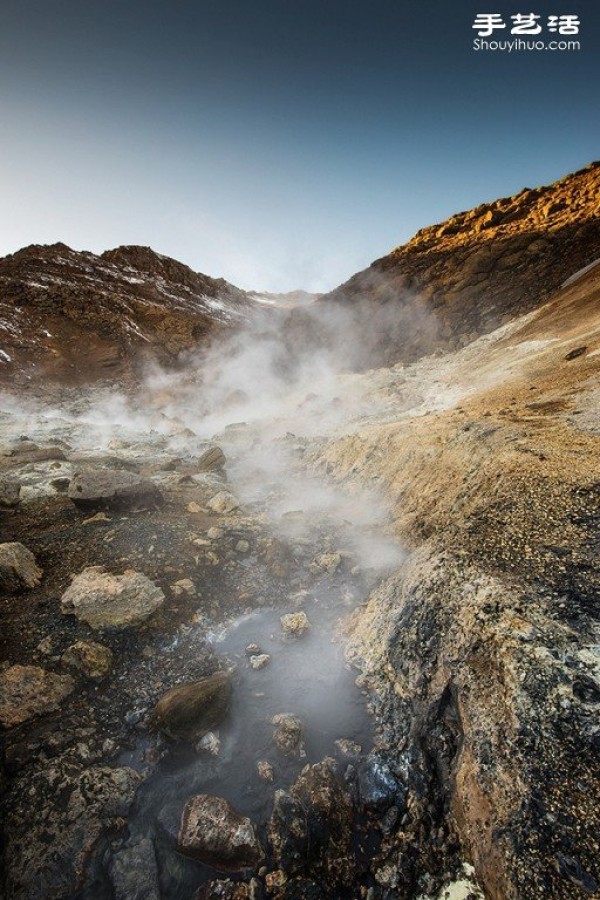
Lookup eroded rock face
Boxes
[0,665,74,728]
[0,542,42,592]
[178,794,263,872]
[61,566,165,630]
[268,759,354,889]
[68,469,162,510]
[154,671,232,742]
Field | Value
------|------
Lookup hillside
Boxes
[0,243,253,389]
[311,161,600,365]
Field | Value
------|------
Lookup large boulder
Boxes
[0,664,74,728]
[61,566,165,630]
[68,469,162,510]
[268,759,354,889]
[178,794,263,872]
[0,542,42,593]
[154,671,232,741]
[0,477,20,508]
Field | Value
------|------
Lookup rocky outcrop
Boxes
[60,566,165,629]
[293,161,600,367]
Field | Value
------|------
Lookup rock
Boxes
[178,794,263,872]
[208,527,225,539]
[0,476,20,508]
[61,566,165,630]
[108,836,160,900]
[0,665,74,727]
[0,542,42,592]
[357,754,402,811]
[196,446,226,472]
[564,346,587,361]
[67,468,162,510]
[208,491,240,514]
[268,759,354,888]
[281,612,311,637]
[245,644,262,655]
[171,577,196,596]
[155,671,232,741]
[61,640,113,680]
[236,540,250,553]
[272,713,304,756]
[249,654,271,670]
[197,731,221,756]
[187,501,203,513]
[309,552,343,575]
[195,877,262,899]
[257,760,274,782]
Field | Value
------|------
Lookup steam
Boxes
[1,281,441,576]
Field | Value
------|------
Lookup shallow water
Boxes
[89,585,375,898]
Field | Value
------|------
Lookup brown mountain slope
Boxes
[314,160,600,365]
[0,243,253,389]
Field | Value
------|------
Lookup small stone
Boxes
[0,542,42,593]
[236,540,250,553]
[249,654,271,670]
[82,512,112,525]
[245,644,261,656]
[187,502,203,513]
[170,578,196,596]
[257,760,274,782]
[195,446,226,472]
[178,794,263,871]
[0,665,74,728]
[207,527,224,540]
[272,713,304,756]
[196,731,221,756]
[280,611,311,637]
[207,491,240,514]
[61,640,113,680]
[309,552,343,575]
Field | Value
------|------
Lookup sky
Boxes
[1,0,598,292]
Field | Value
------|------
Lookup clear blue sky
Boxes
[1,0,598,291]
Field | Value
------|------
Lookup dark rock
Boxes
[555,853,598,893]
[178,794,263,872]
[108,837,160,900]
[155,671,232,741]
[357,754,402,811]
[68,468,162,510]
[0,476,20,507]
[268,759,354,888]
[564,346,587,361]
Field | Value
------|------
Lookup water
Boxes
[94,585,375,898]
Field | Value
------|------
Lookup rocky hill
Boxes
[0,243,253,389]
[309,160,600,365]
